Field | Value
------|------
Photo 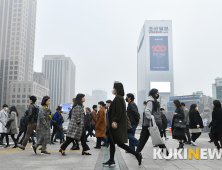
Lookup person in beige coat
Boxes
[5,106,19,148]
[94,101,107,149]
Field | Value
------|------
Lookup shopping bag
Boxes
[148,115,165,146]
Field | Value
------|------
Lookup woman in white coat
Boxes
[0,104,9,145]
[4,106,19,148]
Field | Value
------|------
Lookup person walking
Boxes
[160,108,168,140]
[103,82,142,167]
[136,89,166,154]
[85,107,91,141]
[86,105,97,140]
[94,101,108,149]
[17,111,28,144]
[4,106,19,148]
[181,103,191,144]
[19,96,38,150]
[60,94,91,156]
[189,104,203,146]
[209,100,222,151]
[51,106,63,144]
[171,100,186,149]
[31,96,51,155]
[0,104,8,145]
[125,93,140,151]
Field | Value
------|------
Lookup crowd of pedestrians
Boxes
[0,81,222,166]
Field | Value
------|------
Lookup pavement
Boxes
[0,131,222,170]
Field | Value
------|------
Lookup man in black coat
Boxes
[160,108,168,140]
[126,93,140,151]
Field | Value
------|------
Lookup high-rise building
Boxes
[42,55,76,111]
[33,72,49,89]
[92,90,107,103]
[212,77,222,100]
[0,0,37,106]
[137,20,174,117]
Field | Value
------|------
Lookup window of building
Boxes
[27,100,29,103]
[17,95,20,98]
[29,88,31,92]
[10,66,13,70]
[14,66,18,70]
[22,95,26,98]
[14,76,17,80]
[22,100,25,103]
[14,71,17,75]
[9,71,13,75]
[17,100,20,103]
[18,88,20,92]
[9,76,12,80]
[12,100,15,103]
[12,95,15,98]
[13,88,15,92]
[15,61,18,65]
[23,88,25,92]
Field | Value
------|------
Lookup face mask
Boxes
[196,107,198,110]
[112,90,116,95]
[125,98,128,102]
[156,94,159,99]
[6,108,8,111]
[143,106,146,109]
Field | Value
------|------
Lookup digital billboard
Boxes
[169,95,200,101]
[150,36,169,71]
[150,82,170,93]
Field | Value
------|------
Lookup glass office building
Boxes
[137,20,174,118]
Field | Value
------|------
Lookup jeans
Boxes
[21,134,34,141]
[128,133,140,148]
[183,125,191,142]
[129,124,138,150]
[86,125,95,139]
[22,123,37,147]
[51,125,63,143]
[96,137,107,147]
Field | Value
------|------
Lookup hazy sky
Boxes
[34,0,222,100]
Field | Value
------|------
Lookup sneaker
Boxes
[141,151,145,159]
[191,141,197,146]
[18,145,25,150]
[136,153,142,166]
[94,146,101,149]
[103,160,116,167]
[41,151,50,155]
[165,138,169,140]
[31,145,37,154]
[177,143,184,149]
[4,145,10,148]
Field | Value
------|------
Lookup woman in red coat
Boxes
[94,101,108,149]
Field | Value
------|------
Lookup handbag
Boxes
[5,121,11,129]
[174,118,186,128]
[148,115,165,146]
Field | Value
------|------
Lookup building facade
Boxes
[33,72,49,89]
[92,90,107,103]
[0,0,37,106]
[42,55,76,111]
[212,77,222,100]
[137,20,174,118]
[8,81,49,111]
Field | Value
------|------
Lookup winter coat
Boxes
[95,107,106,137]
[90,110,97,125]
[172,107,185,137]
[127,101,140,125]
[160,113,167,130]
[53,111,63,126]
[36,106,51,145]
[6,111,18,134]
[66,105,85,140]
[85,112,91,129]
[0,109,8,133]
[209,107,222,133]
[27,103,38,124]
[107,95,128,144]
[19,114,28,132]
[189,110,203,129]
[183,107,189,125]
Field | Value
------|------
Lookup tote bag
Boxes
[148,115,165,146]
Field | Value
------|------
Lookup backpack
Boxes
[33,106,39,121]
[147,100,162,128]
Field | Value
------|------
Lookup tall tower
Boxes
[42,55,76,111]
[137,20,174,117]
[0,0,37,106]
